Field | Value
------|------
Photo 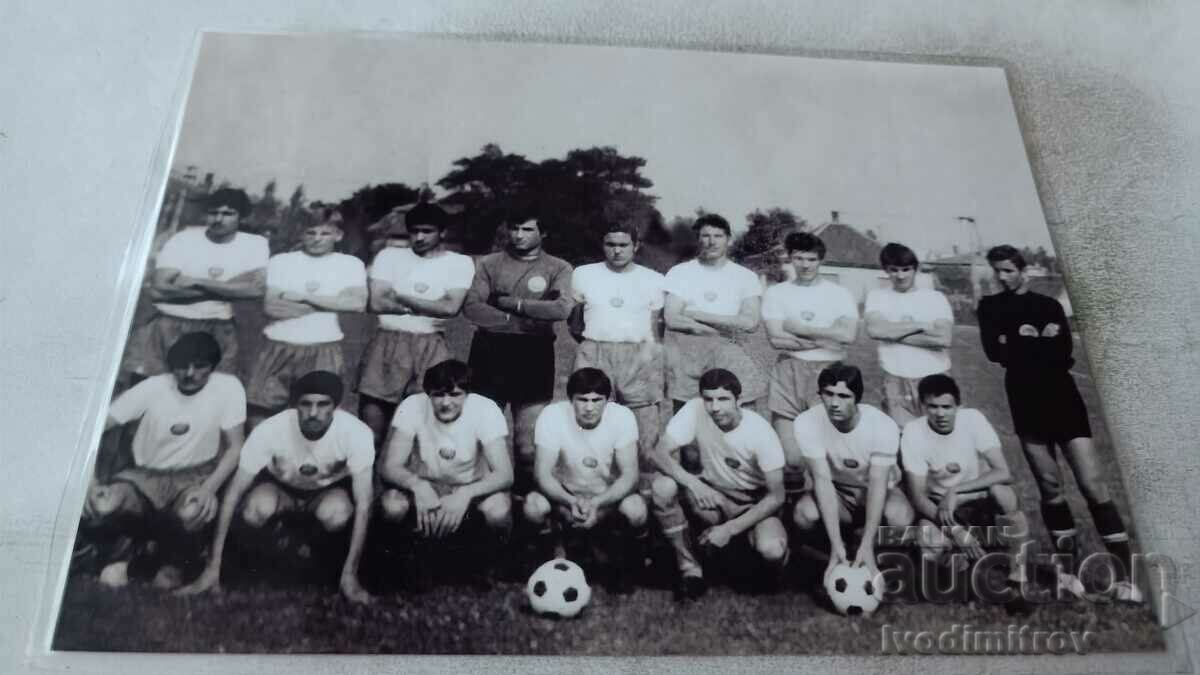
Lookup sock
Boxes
[995,512,1031,583]
[1041,500,1078,573]
[652,493,702,578]
[1089,501,1133,580]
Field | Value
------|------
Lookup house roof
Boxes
[810,222,884,268]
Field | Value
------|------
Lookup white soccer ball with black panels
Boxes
[526,558,592,618]
[825,563,883,616]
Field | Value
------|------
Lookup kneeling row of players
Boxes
[80,331,1077,605]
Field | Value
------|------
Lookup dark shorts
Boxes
[467,331,556,406]
[356,329,451,403]
[245,338,345,411]
[1004,369,1092,442]
[924,489,999,526]
[110,457,220,511]
[123,313,239,378]
[249,474,353,514]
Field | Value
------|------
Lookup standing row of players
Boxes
[82,187,1140,605]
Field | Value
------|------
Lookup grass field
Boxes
[52,292,1165,654]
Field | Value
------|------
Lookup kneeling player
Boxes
[901,374,1038,613]
[377,360,514,586]
[791,363,914,578]
[178,371,375,604]
[82,332,245,587]
[524,368,648,593]
[651,369,788,600]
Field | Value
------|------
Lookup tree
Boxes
[731,208,806,261]
[252,179,280,234]
[438,144,539,253]
[335,183,421,259]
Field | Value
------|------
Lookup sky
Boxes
[172,33,1054,257]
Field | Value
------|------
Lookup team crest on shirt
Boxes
[725,457,741,470]
[438,447,456,460]
[527,276,548,293]
[801,311,815,322]
[609,296,625,308]
[946,462,962,474]
[414,282,430,294]
[305,281,320,292]
[704,291,718,302]
[582,457,599,469]
[298,463,319,477]
[207,266,224,279]
[169,422,190,436]
[844,459,860,469]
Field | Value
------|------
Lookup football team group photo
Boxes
[52,34,1163,655]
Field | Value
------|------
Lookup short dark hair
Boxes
[918,373,961,405]
[423,359,472,396]
[692,213,731,237]
[986,244,1027,270]
[405,202,448,230]
[879,242,919,269]
[698,368,742,399]
[567,367,613,399]
[817,362,865,403]
[784,231,826,259]
[206,188,252,217]
[290,370,344,407]
[602,220,641,245]
[165,332,222,371]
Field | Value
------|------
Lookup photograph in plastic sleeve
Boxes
[51,32,1166,655]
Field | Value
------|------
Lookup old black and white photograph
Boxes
[50,32,1165,655]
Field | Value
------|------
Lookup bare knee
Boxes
[884,491,914,526]
[651,476,679,508]
[174,498,212,533]
[523,491,551,525]
[86,483,133,522]
[619,494,648,528]
[990,484,1020,513]
[379,488,410,523]
[479,492,512,530]
[314,491,354,532]
[792,496,820,531]
[242,488,280,528]
[755,522,789,563]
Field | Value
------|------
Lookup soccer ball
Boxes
[824,563,883,616]
[526,558,592,618]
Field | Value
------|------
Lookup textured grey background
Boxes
[1,1,1197,673]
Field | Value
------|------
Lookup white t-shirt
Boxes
[665,259,763,317]
[154,227,269,320]
[761,279,859,361]
[901,408,1001,496]
[534,400,638,496]
[391,393,509,486]
[239,409,375,490]
[665,398,785,495]
[571,263,666,343]
[864,287,954,378]
[109,373,246,470]
[370,248,475,334]
[262,251,366,344]
[794,403,899,488]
